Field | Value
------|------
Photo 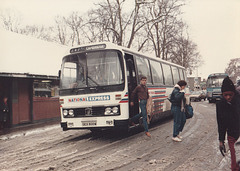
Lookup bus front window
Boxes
[60,50,124,93]
[207,76,225,88]
[87,51,123,86]
[61,54,87,89]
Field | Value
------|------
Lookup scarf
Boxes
[174,84,185,112]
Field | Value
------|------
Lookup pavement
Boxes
[0,119,60,136]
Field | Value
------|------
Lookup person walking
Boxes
[130,76,151,137]
[170,80,187,142]
[216,76,240,171]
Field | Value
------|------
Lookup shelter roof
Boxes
[0,29,68,79]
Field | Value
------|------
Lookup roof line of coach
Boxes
[207,73,228,78]
[67,41,185,69]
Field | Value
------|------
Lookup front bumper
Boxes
[60,119,129,131]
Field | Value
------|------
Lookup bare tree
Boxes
[64,12,84,46]
[84,7,111,43]
[0,9,56,42]
[18,25,54,42]
[143,0,184,59]
[0,9,22,32]
[55,16,68,45]
[170,35,203,74]
[86,0,153,48]
[54,12,86,46]
[86,0,125,45]
[0,0,203,73]
[225,58,240,83]
[139,0,203,73]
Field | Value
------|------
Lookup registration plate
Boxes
[82,121,97,126]
[68,122,74,127]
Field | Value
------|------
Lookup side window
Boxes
[179,68,184,80]
[135,56,152,84]
[162,63,173,86]
[149,60,164,85]
[172,66,180,85]
[183,70,187,80]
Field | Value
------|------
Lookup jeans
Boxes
[171,105,186,137]
[131,99,148,132]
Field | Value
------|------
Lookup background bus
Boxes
[59,42,190,132]
[206,73,228,103]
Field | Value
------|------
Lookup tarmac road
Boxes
[0,101,232,171]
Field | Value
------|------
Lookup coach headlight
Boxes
[112,107,119,114]
[104,107,112,115]
[63,110,68,116]
[69,110,74,117]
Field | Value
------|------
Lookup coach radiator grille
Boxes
[74,107,105,117]
[212,92,221,96]
[65,106,120,117]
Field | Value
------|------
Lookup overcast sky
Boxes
[0,0,240,79]
[182,0,240,79]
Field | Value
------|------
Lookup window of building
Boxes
[33,80,59,97]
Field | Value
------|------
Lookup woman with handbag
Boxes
[170,80,187,142]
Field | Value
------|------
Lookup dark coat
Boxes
[0,101,9,122]
[170,87,185,107]
[216,91,240,142]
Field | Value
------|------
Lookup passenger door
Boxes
[125,54,139,118]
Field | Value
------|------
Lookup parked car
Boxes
[201,90,207,100]
[190,90,206,102]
